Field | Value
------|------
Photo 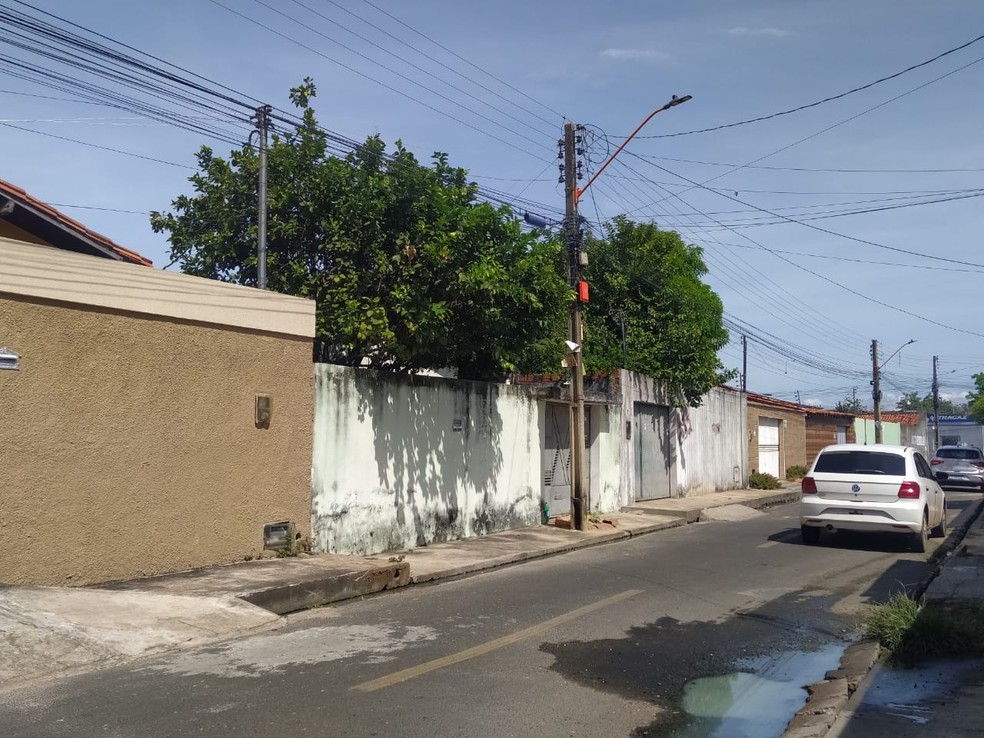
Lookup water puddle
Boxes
[853,657,984,724]
[663,643,845,738]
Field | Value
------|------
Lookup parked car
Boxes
[930,445,984,492]
[800,444,946,552]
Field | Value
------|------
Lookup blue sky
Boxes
[3,0,983,408]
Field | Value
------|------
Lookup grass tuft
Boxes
[864,593,984,666]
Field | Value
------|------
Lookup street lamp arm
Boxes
[878,339,916,370]
[575,94,692,205]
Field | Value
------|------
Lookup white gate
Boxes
[758,418,781,477]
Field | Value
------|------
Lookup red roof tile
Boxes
[746,390,857,418]
[856,412,924,426]
[0,178,152,266]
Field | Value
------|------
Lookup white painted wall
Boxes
[588,404,623,513]
[619,371,747,503]
[311,364,542,554]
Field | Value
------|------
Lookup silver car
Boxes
[801,444,946,552]
[931,445,984,492]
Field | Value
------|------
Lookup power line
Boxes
[632,152,984,270]
[207,0,553,162]
[290,0,558,132]
[633,157,984,339]
[633,32,984,138]
[358,0,565,121]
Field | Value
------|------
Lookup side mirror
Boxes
[934,471,949,482]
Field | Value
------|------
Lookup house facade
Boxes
[1,235,316,585]
[745,393,807,477]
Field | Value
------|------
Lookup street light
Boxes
[872,338,915,443]
[562,94,692,531]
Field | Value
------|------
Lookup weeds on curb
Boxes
[864,593,984,666]
[749,471,782,490]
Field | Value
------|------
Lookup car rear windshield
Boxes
[936,448,983,460]
[814,451,906,475]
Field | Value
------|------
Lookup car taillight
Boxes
[898,481,921,499]
[972,461,984,469]
[801,476,818,494]
[930,459,944,466]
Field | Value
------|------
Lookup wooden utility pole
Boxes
[871,339,882,443]
[741,335,747,393]
[564,121,586,531]
[253,103,272,290]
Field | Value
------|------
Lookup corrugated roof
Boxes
[0,178,152,266]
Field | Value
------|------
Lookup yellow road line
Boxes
[352,588,644,693]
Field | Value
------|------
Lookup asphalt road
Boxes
[0,494,976,738]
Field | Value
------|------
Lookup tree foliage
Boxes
[835,394,867,414]
[151,81,732,401]
[967,374,984,424]
[579,217,732,406]
[896,391,967,415]
[150,80,569,380]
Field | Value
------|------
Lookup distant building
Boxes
[927,415,984,451]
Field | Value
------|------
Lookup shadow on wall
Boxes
[313,366,540,554]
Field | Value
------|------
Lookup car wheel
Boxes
[801,525,821,545]
[931,505,947,538]
[912,513,929,553]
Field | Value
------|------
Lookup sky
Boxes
[3,0,983,409]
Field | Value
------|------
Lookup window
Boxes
[914,454,934,479]
[936,448,983,460]
[814,451,906,476]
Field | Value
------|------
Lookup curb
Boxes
[410,517,684,584]
[781,496,984,738]
[781,641,879,738]
[240,562,411,614]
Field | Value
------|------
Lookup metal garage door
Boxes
[543,404,572,516]
[758,418,781,477]
[635,403,671,500]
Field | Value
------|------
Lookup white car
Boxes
[800,444,946,552]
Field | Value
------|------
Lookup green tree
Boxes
[151,81,569,380]
[967,373,984,424]
[896,391,967,415]
[579,216,732,406]
[835,393,866,414]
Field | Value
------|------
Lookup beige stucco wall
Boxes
[0,295,314,585]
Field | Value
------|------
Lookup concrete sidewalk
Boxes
[0,486,794,690]
[786,494,984,738]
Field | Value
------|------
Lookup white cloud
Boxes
[727,26,790,38]
[599,48,670,63]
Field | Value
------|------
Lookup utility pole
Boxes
[253,103,272,290]
[563,121,586,531]
[741,335,747,393]
[932,355,940,450]
[871,339,882,443]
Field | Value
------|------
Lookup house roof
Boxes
[1,236,315,338]
[746,390,857,419]
[856,411,923,426]
[0,178,152,266]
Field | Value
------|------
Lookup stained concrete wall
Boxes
[587,403,623,513]
[619,372,747,504]
[311,364,542,555]
[0,239,316,586]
